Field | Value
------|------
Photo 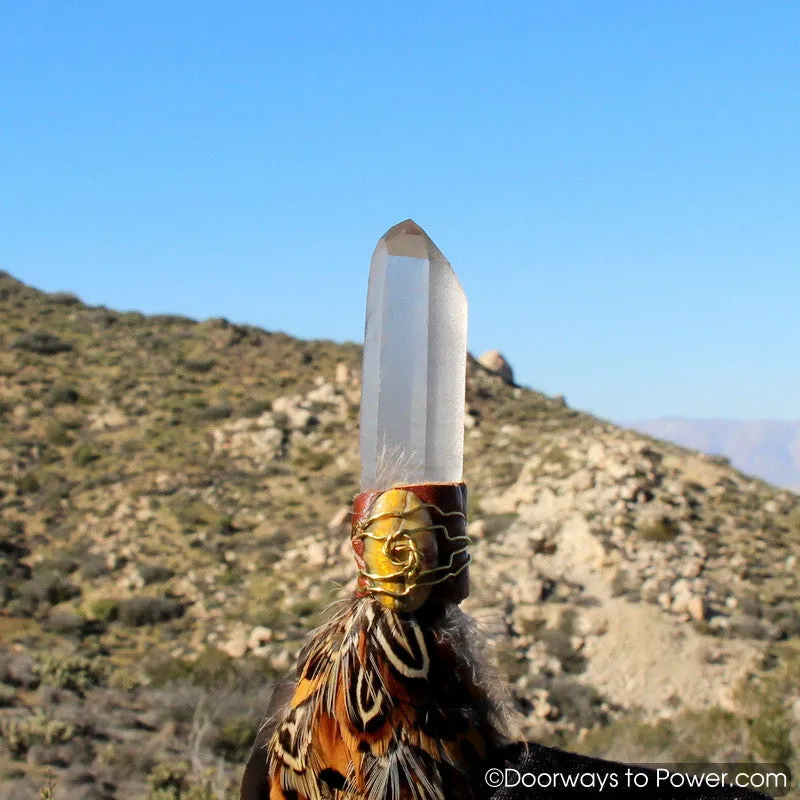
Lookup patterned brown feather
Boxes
[261,594,511,800]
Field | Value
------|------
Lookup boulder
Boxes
[478,350,514,384]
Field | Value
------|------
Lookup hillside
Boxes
[630,418,800,491]
[1,270,799,799]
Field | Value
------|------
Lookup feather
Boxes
[368,442,422,493]
[258,594,512,800]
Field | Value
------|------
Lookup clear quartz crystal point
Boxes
[360,220,467,490]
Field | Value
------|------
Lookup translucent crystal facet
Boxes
[360,220,467,489]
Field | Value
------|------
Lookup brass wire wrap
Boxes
[353,501,471,601]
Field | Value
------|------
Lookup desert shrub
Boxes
[60,412,84,432]
[107,666,144,691]
[35,472,70,503]
[735,642,800,764]
[0,537,32,607]
[42,610,86,636]
[151,313,194,325]
[81,554,111,579]
[243,400,271,418]
[118,596,183,627]
[575,714,676,761]
[37,653,104,694]
[45,418,72,446]
[37,556,78,575]
[173,500,220,529]
[0,399,10,418]
[0,712,74,757]
[47,385,80,405]
[48,291,82,306]
[784,506,800,535]
[11,332,73,355]
[150,648,281,696]
[183,358,216,373]
[637,516,679,542]
[90,598,119,623]
[192,404,232,422]
[72,442,101,466]
[669,707,750,762]
[214,715,258,761]
[146,761,230,800]
[766,602,800,638]
[148,761,189,798]
[0,683,15,707]
[138,563,174,585]
[16,572,80,612]
[149,648,233,688]
[218,566,241,586]
[15,471,40,494]
[210,516,235,537]
[292,445,332,472]
[729,614,770,640]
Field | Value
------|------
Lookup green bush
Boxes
[0,682,16,707]
[214,715,258,761]
[211,516,236,537]
[90,598,120,622]
[16,572,80,611]
[292,445,332,472]
[147,761,229,800]
[183,358,216,373]
[45,418,72,446]
[148,761,189,798]
[47,385,80,405]
[43,609,86,636]
[735,642,800,764]
[73,442,101,466]
[173,500,221,529]
[36,556,78,575]
[0,712,74,757]
[48,291,82,306]
[118,596,183,627]
[81,554,111,580]
[149,648,233,687]
[243,400,271,418]
[192,404,232,422]
[11,332,73,355]
[637,516,680,542]
[14,471,40,494]
[37,653,105,694]
[138,563,174,585]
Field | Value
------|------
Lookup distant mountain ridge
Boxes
[629,417,800,490]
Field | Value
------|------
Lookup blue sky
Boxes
[2,2,798,422]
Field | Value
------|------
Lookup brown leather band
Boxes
[351,482,470,606]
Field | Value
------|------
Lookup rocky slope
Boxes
[630,418,800,491]
[1,270,799,799]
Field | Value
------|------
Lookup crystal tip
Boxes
[382,219,437,259]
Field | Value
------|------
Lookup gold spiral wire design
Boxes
[352,502,471,600]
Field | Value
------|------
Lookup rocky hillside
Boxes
[1,270,799,799]
[630,418,800,491]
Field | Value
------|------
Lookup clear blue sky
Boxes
[2,2,798,422]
